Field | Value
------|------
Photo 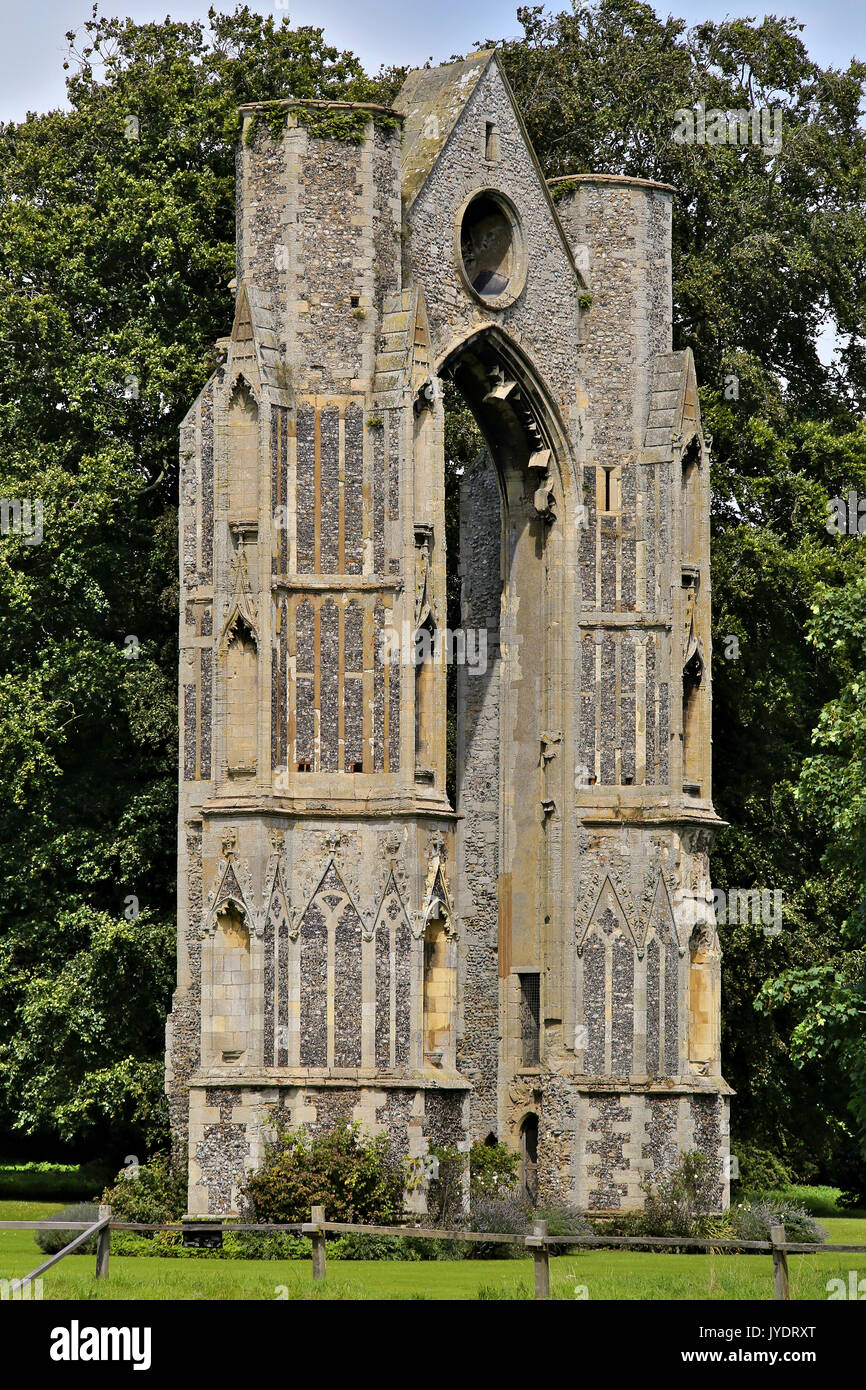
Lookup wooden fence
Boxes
[4,1209,866,1300]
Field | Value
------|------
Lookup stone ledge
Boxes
[189,1072,472,1091]
[572,1078,735,1096]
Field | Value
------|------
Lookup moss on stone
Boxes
[242,104,399,148]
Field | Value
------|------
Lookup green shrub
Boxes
[701,1211,738,1242]
[732,1199,827,1245]
[426,1145,467,1226]
[469,1141,520,1196]
[101,1152,186,1225]
[586,1210,646,1239]
[34,1203,101,1255]
[731,1144,795,1193]
[223,1230,312,1260]
[638,1150,721,1239]
[241,1120,404,1225]
[0,1160,112,1202]
[328,1232,412,1260]
[109,1229,191,1257]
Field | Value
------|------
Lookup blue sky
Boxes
[1,1,864,125]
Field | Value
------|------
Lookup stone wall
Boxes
[169,54,730,1219]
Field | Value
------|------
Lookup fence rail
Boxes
[4,1211,866,1300]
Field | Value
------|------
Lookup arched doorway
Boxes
[439,326,573,1150]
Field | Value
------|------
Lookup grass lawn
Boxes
[734,1184,866,1222]
[2,1201,866,1300]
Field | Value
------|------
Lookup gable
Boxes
[224,283,292,409]
[396,52,494,210]
[398,53,585,306]
[643,348,703,459]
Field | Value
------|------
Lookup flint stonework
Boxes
[168,51,730,1218]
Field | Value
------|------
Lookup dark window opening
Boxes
[460,193,514,298]
[443,380,482,808]
[601,465,620,514]
[297,760,312,772]
[681,436,701,561]
[518,971,541,1066]
[484,1132,498,1147]
[682,671,702,795]
[520,1114,539,1205]
[350,294,360,308]
[349,761,363,773]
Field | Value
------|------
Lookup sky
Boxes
[1,0,864,125]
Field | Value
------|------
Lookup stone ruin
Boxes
[166,50,731,1219]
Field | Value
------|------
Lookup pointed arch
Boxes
[295,860,365,1069]
[642,872,682,1077]
[437,322,577,509]
[371,870,413,1070]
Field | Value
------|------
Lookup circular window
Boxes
[458,191,525,307]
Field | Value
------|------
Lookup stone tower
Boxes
[167,51,731,1219]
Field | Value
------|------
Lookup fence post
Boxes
[770,1224,789,1301]
[311,1205,326,1282]
[95,1206,111,1280]
[531,1219,550,1300]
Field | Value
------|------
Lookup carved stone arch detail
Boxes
[639,868,680,953]
[415,851,455,941]
[576,871,639,954]
[369,868,410,943]
[227,367,260,406]
[220,540,259,653]
[437,322,578,503]
[376,827,411,908]
[263,831,292,938]
[204,853,261,937]
[293,857,365,939]
[294,859,365,1070]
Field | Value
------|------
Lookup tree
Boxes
[759,564,866,1152]
[0,6,400,1155]
[3,1,865,1177]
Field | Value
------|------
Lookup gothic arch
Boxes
[437,323,578,511]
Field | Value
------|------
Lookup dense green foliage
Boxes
[0,7,400,1157]
[0,1160,112,1201]
[0,2,864,1181]
[640,1149,722,1237]
[469,1139,521,1195]
[241,1121,405,1225]
[100,1151,187,1224]
[732,1198,828,1244]
[426,1144,468,1226]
